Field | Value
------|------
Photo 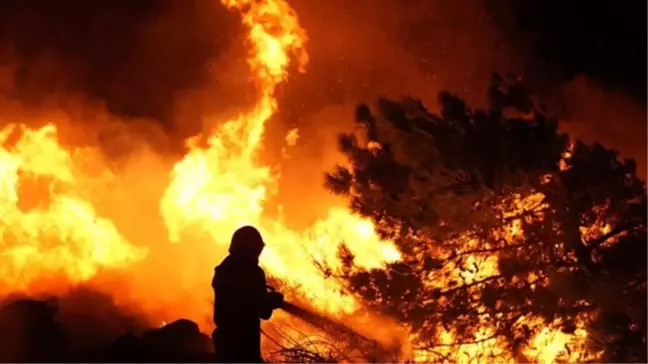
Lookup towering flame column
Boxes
[160,0,400,315]
[220,0,309,150]
[160,0,308,248]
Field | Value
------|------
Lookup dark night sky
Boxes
[0,0,231,121]
[488,0,646,102]
[0,0,644,139]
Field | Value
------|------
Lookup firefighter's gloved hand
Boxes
[268,291,284,309]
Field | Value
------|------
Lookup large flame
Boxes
[0,0,608,362]
[159,0,399,315]
[0,124,145,293]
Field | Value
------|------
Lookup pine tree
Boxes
[325,74,647,362]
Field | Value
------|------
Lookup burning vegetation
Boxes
[325,76,647,362]
[0,0,645,363]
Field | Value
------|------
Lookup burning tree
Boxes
[325,74,647,363]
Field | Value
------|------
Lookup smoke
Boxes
[0,0,255,142]
[550,76,647,179]
[266,0,524,227]
[0,0,642,173]
[487,0,646,179]
[0,0,522,154]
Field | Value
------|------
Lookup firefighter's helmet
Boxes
[229,225,265,258]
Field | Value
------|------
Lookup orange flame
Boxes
[0,124,144,292]
[160,0,399,316]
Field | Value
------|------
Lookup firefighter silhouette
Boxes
[211,225,284,363]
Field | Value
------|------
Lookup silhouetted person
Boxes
[212,226,284,363]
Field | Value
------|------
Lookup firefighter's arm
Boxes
[256,269,273,320]
[256,269,283,320]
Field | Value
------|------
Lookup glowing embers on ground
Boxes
[0,123,144,292]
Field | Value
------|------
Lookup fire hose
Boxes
[265,286,393,355]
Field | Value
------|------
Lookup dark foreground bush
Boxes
[0,297,213,363]
[0,289,384,364]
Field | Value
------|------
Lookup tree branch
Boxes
[439,275,505,296]
[586,223,641,250]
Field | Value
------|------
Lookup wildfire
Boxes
[0,124,144,292]
[0,0,612,363]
